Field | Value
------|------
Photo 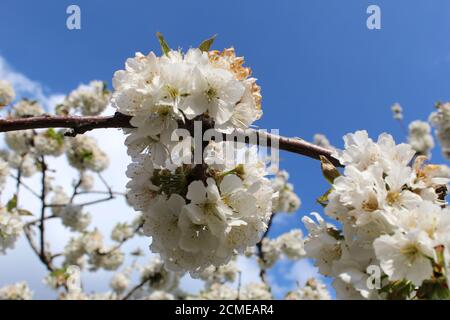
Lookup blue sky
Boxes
[1,0,450,299]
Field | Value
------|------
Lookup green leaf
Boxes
[55,104,69,116]
[198,34,217,52]
[316,188,332,207]
[380,280,415,300]
[320,155,340,184]
[151,166,189,198]
[102,81,110,94]
[6,195,17,212]
[17,209,33,216]
[80,149,94,162]
[156,32,171,56]
[416,279,450,300]
[45,128,64,146]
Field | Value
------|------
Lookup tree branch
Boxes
[0,113,132,136]
[97,223,142,257]
[46,195,115,208]
[122,278,150,300]
[38,156,53,271]
[256,213,275,286]
[0,113,341,166]
[10,174,40,199]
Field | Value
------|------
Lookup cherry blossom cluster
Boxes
[407,120,434,157]
[0,205,22,253]
[61,228,127,272]
[0,125,23,254]
[391,103,403,120]
[0,80,15,107]
[4,100,53,176]
[271,170,301,213]
[0,282,33,300]
[285,278,331,300]
[125,145,274,273]
[429,102,450,159]
[259,229,305,269]
[56,80,111,116]
[193,282,272,300]
[112,39,275,274]
[302,130,449,299]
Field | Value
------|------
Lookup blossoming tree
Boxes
[0,35,448,300]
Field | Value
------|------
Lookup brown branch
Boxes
[256,213,275,286]
[46,195,115,208]
[0,113,342,166]
[10,174,40,199]
[122,278,150,300]
[26,215,57,226]
[0,113,133,136]
[97,223,142,257]
[23,226,41,258]
[70,176,83,203]
[15,169,22,202]
[98,173,114,198]
[35,156,55,272]
[76,190,126,196]
[23,224,55,272]
[236,271,242,300]
[16,160,54,272]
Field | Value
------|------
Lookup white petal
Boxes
[186,180,207,204]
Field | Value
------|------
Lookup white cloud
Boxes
[265,258,325,298]
[179,275,204,295]
[271,211,297,227]
[178,256,263,297]
[0,55,64,111]
[285,259,322,286]
[235,255,262,285]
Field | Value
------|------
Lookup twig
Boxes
[97,223,142,256]
[256,213,275,286]
[50,253,63,260]
[76,190,125,196]
[14,167,54,270]
[55,173,116,207]
[122,278,150,300]
[15,166,54,270]
[23,226,42,261]
[23,225,55,272]
[70,176,83,203]
[15,169,22,203]
[38,156,51,269]
[23,156,56,272]
[396,118,409,137]
[26,215,57,226]
[98,173,114,198]
[237,271,242,300]
[16,167,51,271]
[46,196,114,208]
[10,174,40,199]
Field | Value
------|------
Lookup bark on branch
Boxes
[0,112,342,167]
